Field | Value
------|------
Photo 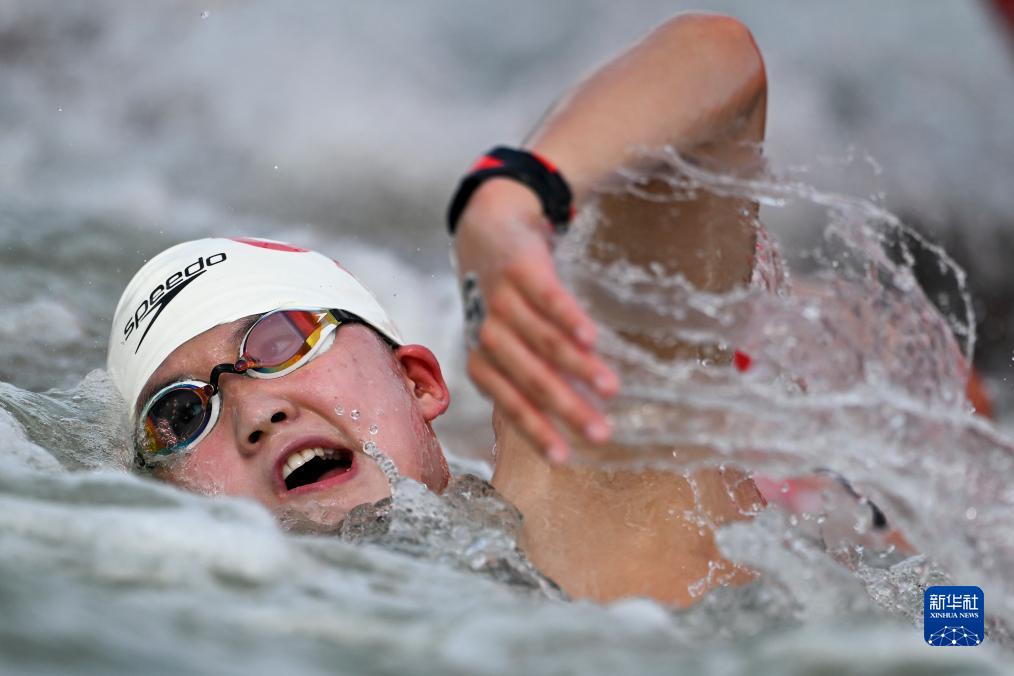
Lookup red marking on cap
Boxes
[230,237,308,252]
[733,349,752,372]
[471,156,504,171]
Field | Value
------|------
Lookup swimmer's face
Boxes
[137,318,451,528]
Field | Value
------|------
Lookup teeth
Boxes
[281,447,336,480]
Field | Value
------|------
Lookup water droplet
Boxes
[780,482,791,494]
[350,409,360,421]
[363,440,376,452]
[334,405,344,416]
[369,424,378,435]
[200,10,210,19]
[273,164,279,170]
[965,507,977,520]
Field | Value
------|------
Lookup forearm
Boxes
[451,13,767,464]
[526,13,766,202]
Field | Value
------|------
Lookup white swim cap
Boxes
[107,237,404,419]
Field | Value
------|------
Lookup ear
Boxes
[393,344,451,421]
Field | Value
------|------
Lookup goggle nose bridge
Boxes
[203,308,353,395]
[205,357,254,395]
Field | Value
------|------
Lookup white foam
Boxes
[0,404,62,474]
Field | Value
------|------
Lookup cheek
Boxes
[168,434,251,496]
[313,358,436,467]
[305,351,412,420]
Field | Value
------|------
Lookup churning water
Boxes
[5,151,1014,675]
[2,1,1013,674]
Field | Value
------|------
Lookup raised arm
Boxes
[528,13,765,200]
[452,13,767,462]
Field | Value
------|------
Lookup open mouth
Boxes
[281,447,354,491]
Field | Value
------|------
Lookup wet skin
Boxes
[136,13,775,607]
[457,13,770,605]
[140,319,450,528]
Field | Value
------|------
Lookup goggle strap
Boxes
[330,309,398,349]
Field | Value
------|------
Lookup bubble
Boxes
[362,446,399,484]
[200,10,210,19]
[334,405,344,416]
[368,424,378,435]
[155,419,178,446]
[350,409,360,421]
[966,507,978,520]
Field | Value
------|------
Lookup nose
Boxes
[224,378,299,456]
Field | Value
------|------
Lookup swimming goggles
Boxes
[137,308,383,460]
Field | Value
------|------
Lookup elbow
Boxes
[653,13,767,108]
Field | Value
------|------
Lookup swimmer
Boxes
[109,14,773,606]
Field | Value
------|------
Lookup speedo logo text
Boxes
[124,252,227,352]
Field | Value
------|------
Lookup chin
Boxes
[275,484,390,531]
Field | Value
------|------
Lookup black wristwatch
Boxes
[446,146,574,236]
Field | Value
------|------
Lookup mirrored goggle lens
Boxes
[242,309,336,374]
[142,384,213,455]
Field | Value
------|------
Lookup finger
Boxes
[506,257,598,349]
[478,315,611,445]
[488,283,619,397]
[466,350,569,462]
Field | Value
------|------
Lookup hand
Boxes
[453,178,620,462]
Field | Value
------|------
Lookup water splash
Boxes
[345,443,560,597]
[554,147,1014,648]
[0,370,131,471]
